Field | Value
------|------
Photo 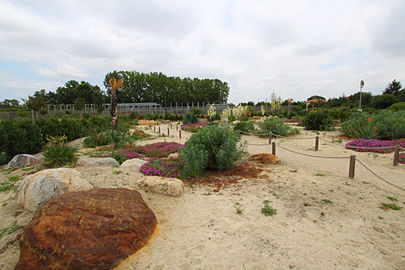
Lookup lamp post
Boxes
[359,80,365,111]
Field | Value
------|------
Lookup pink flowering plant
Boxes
[181,123,208,133]
[345,139,405,153]
[121,142,184,159]
[139,157,183,178]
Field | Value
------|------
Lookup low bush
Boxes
[0,120,44,164]
[341,111,405,140]
[182,112,199,124]
[111,152,128,164]
[121,142,184,159]
[179,125,246,178]
[234,121,254,133]
[387,102,405,111]
[256,117,300,137]
[302,110,334,131]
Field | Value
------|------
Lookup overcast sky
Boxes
[0,0,404,104]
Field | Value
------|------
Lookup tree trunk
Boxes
[111,91,118,126]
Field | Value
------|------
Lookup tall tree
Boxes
[383,79,402,96]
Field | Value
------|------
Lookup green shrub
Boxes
[234,121,254,133]
[0,120,44,163]
[341,111,405,140]
[180,125,245,178]
[387,102,405,111]
[183,112,199,124]
[341,113,378,139]
[111,152,127,164]
[302,110,334,130]
[256,117,299,137]
[43,144,77,167]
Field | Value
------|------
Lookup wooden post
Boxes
[179,129,182,139]
[315,136,319,151]
[268,133,272,144]
[349,155,356,178]
[153,125,156,132]
[158,127,161,134]
[167,127,170,136]
[393,144,400,166]
[272,142,276,155]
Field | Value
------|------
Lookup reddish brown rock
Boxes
[15,188,157,270]
[249,153,280,164]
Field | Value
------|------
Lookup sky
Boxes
[0,0,404,104]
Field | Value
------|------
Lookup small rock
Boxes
[16,168,92,211]
[5,154,41,169]
[76,157,119,166]
[120,158,148,170]
[15,188,157,270]
[136,176,184,197]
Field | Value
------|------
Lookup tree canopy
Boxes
[104,71,230,105]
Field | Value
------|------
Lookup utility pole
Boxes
[359,80,365,111]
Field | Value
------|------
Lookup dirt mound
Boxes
[133,129,148,137]
[249,153,280,164]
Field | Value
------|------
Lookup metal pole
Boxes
[272,142,276,155]
[315,136,319,151]
[349,155,356,178]
[393,144,400,166]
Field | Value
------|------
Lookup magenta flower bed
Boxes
[345,139,405,153]
[181,123,208,133]
[121,142,184,159]
[139,157,183,178]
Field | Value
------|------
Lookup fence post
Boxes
[349,155,356,178]
[272,142,276,155]
[268,133,272,144]
[179,129,182,139]
[315,136,319,151]
[393,144,400,166]
[158,127,161,134]
[153,125,156,132]
[167,127,170,136]
[176,124,178,130]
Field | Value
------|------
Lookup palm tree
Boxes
[108,78,123,126]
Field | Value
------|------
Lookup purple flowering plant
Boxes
[345,139,405,153]
[121,142,184,159]
[181,123,208,133]
[139,157,183,178]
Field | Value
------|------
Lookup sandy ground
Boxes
[0,123,404,270]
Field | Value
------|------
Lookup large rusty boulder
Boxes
[15,188,157,270]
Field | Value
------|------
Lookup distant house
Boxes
[306,95,327,104]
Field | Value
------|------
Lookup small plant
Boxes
[321,199,333,204]
[139,158,182,178]
[256,117,299,137]
[112,170,122,175]
[387,196,398,202]
[234,202,244,215]
[261,200,277,216]
[111,152,127,164]
[315,173,327,177]
[179,125,246,178]
[181,123,208,133]
[0,221,23,239]
[381,203,402,211]
[43,144,77,167]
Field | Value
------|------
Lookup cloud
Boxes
[0,0,404,103]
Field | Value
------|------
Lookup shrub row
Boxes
[0,116,111,164]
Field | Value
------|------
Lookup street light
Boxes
[359,80,365,111]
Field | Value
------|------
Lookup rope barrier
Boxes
[277,144,349,159]
[356,158,405,192]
